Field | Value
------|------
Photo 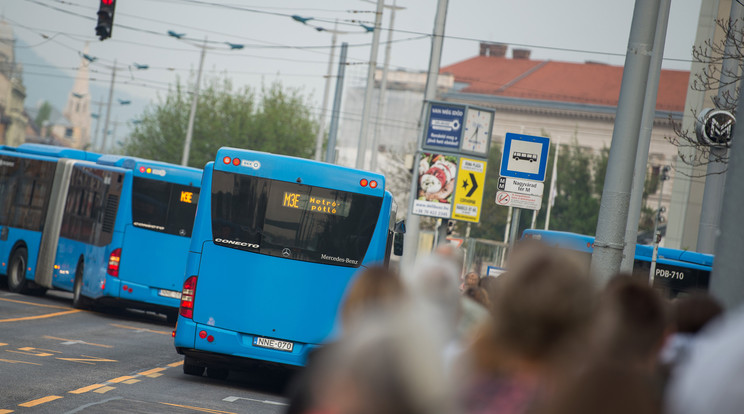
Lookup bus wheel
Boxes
[166,311,178,325]
[72,261,91,309]
[183,357,205,376]
[8,247,29,294]
[207,366,229,380]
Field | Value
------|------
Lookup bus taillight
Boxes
[107,248,122,277]
[180,276,197,319]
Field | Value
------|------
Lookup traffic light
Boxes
[95,0,117,41]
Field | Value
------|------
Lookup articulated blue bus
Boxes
[174,148,404,378]
[1,144,201,320]
[522,229,713,297]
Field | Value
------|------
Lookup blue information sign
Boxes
[424,103,465,150]
[499,133,550,182]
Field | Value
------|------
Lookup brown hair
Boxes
[341,266,406,327]
[471,245,596,371]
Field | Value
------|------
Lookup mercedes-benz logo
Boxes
[282,248,291,257]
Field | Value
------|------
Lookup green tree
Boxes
[124,75,317,168]
[35,101,52,130]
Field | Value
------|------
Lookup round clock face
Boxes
[463,108,492,155]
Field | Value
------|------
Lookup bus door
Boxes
[193,168,384,346]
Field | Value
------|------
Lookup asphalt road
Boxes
[0,281,296,414]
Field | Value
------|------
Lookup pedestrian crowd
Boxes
[286,239,740,414]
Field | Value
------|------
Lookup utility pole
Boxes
[91,99,105,150]
[400,0,449,274]
[100,59,117,153]
[355,0,385,170]
[696,0,744,254]
[326,42,349,164]
[181,37,207,167]
[370,0,405,171]
[591,0,661,285]
[313,22,347,162]
[621,0,671,272]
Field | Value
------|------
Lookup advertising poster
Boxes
[413,153,458,219]
[451,157,486,223]
[424,104,465,150]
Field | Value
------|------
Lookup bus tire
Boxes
[72,261,92,309]
[206,366,229,380]
[183,357,205,376]
[8,247,29,294]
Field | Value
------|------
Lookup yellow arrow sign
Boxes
[452,158,486,223]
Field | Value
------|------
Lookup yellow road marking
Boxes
[0,409,14,413]
[43,336,113,348]
[9,347,61,357]
[93,386,116,394]
[18,395,63,407]
[0,297,70,310]
[159,402,237,414]
[0,343,7,347]
[123,379,140,384]
[108,376,134,383]
[69,384,105,394]
[110,323,171,335]
[139,367,166,377]
[0,310,80,323]
[167,361,183,367]
[56,355,117,365]
[0,358,41,366]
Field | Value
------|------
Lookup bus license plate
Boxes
[253,336,294,352]
[158,289,182,299]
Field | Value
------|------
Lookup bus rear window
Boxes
[211,170,383,267]
[132,177,200,237]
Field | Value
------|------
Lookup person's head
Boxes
[341,266,406,328]
[471,244,596,373]
[464,272,480,289]
[671,291,723,334]
[592,275,669,369]
[405,254,462,334]
[309,306,456,414]
[463,286,491,309]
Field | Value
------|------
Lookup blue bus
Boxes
[174,148,404,378]
[522,229,713,298]
[1,144,202,321]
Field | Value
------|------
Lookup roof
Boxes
[440,56,689,113]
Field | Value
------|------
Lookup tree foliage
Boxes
[124,74,318,168]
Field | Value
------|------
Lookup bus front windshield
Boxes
[132,177,200,237]
[211,170,383,267]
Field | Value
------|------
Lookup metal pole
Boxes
[711,84,744,310]
[92,99,104,150]
[530,209,538,229]
[591,0,661,285]
[504,206,513,242]
[696,1,744,254]
[181,37,207,167]
[652,174,666,244]
[314,27,339,161]
[326,43,348,164]
[355,0,385,170]
[400,0,449,274]
[621,0,671,272]
[544,142,559,230]
[508,208,522,249]
[649,231,661,285]
[100,59,116,153]
[370,0,400,171]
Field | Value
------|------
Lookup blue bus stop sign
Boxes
[499,133,550,182]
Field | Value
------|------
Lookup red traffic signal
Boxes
[96,0,117,41]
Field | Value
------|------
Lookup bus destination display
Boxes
[282,192,350,217]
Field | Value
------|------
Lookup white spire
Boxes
[63,42,92,149]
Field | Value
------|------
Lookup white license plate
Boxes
[253,336,294,352]
[158,289,182,299]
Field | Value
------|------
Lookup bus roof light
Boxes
[232,158,241,166]
[360,179,368,187]
[369,180,378,189]
[223,156,231,165]
[139,166,146,173]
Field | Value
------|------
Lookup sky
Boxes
[4,0,704,143]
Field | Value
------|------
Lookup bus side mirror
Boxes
[393,232,404,256]
[394,219,406,234]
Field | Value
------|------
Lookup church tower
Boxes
[63,43,92,149]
